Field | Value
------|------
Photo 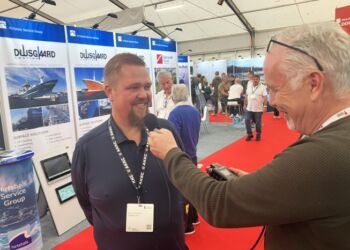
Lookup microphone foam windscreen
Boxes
[144,113,160,131]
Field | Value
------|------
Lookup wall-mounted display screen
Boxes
[55,182,76,204]
[40,153,71,183]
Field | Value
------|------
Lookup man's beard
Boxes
[128,102,149,128]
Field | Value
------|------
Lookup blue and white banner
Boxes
[177,55,191,91]
[0,16,76,153]
[116,33,155,111]
[0,151,42,250]
[150,38,178,94]
[67,26,115,138]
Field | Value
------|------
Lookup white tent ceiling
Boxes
[0,0,349,57]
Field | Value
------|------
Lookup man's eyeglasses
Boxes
[266,39,324,72]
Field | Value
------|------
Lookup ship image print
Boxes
[75,68,107,101]
[15,77,57,100]
[6,67,69,109]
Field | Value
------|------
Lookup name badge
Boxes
[126,203,154,232]
[251,94,256,99]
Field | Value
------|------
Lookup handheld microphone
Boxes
[144,113,160,131]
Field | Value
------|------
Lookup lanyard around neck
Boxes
[108,118,149,203]
[317,107,350,132]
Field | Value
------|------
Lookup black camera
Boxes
[206,163,238,181]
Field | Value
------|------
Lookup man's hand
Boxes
[148,129,178,160]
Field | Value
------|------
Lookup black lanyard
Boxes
[108,118,149,203]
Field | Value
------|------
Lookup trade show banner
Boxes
[150,38,177,94]
[336,5,350,35]
[177,55,191,90]
[227,58,264,81]
[66,26,115,138]
[115,33,155,111]
[194,60,227,84]
[0,16,76,152]
[0,150,42,250]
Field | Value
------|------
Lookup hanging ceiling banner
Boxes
[66,26,115,139]
[336,5,350,35]
[0,16,76,153]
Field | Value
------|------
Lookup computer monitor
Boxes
[40,153,71,183]
[55,182,76,204]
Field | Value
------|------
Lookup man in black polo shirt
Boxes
[72,53,188,250]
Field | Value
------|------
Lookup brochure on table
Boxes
[66,26,115,139]
[0,16,76,153]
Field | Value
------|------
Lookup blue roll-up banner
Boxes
[150,38,178,94]
[177,55,191,91]
[116,33,156,111]
[0,16,76,152]
[67,26,115,139]
[0,150,42,250]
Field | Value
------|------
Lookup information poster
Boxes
[66,26,115,138]
[177,55,190,90]
[0,16,75,152]
[115,33,155,111]
[150,38,178,94]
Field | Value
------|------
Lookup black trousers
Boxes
[185,157,199,231]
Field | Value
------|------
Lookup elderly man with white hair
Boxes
[148,22,350,249]
[155,70,175,119]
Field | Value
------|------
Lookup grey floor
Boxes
[41,122,246,249]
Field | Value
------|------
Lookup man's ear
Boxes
[104,84,113,102]
[308,71,325,101]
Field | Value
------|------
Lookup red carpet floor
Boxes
[53,113,299,250]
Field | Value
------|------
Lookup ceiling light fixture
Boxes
[91,13,118,29]
[131,21,155,35]
[155,0,184,12]
[27,0,56,20]
[162,27,183,41]
[179,49,192,55]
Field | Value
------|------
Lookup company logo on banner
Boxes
[13,45,55,60]
[155,54,175,65]
[0,20,7,29]
[156,54,163,64]
[80,49,107,61]
[336,5,350,35]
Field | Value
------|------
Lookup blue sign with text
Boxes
[0,16,65,43]
[116,33,149,49]
[150,38,176,52]
[178,55,188,63]
[67,26,114,47]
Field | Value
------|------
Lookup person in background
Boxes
[244,75,267,141]
[218,74,230,114]
[211,71,222,116]
[190,74,201,106]
[168,84,201,235]
[155,70,175,119]
[228,77,244,117]
[72,53,188,250]
[148,22,350,250]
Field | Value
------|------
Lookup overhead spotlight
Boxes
[155,0,184,12]
[91,13,118,29]
[131,21,155,36]
[162,27,183,40]
[217,0,225,5]
[27,0,56,20]
[179,49,192,55]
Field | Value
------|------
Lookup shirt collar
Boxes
[109,116,148,146]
